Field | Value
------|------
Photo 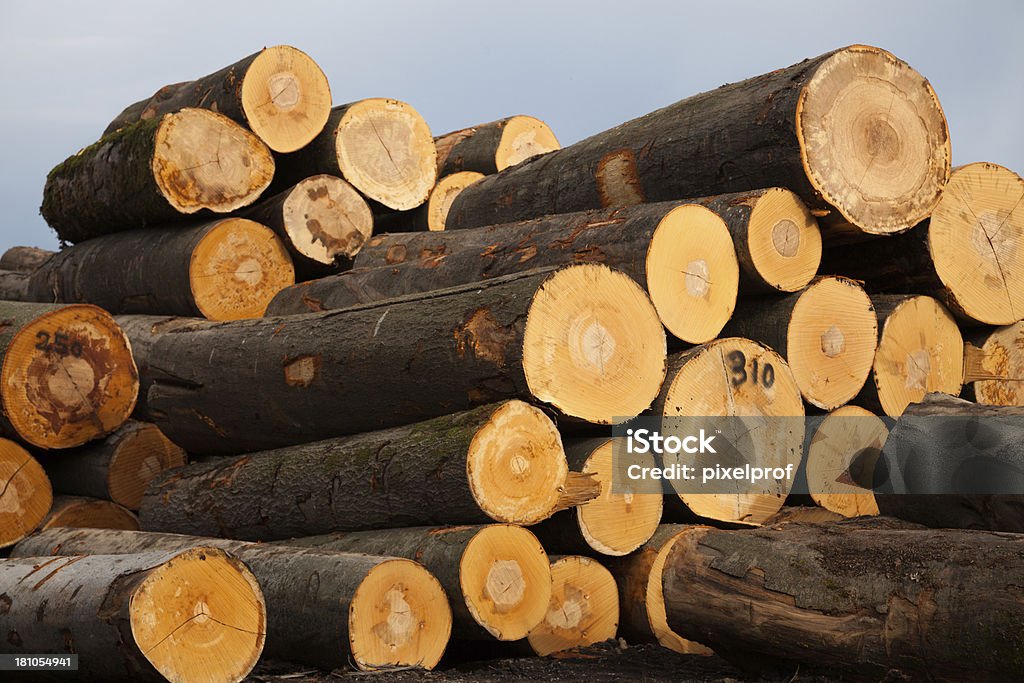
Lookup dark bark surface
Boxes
[435,119,513,176]
[0,246,54,273]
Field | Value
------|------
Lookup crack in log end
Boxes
[283,354,322,388]
[596,149,645,208]
[385,244,408,265]
[454,309,515,366]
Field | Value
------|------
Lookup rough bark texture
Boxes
[662,520,1024,681]
[0,246,53,273]
[0,269,30,300]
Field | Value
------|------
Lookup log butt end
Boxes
[746,188,822,292]
[0,440,51,548]
[107,423,187,510]
[41,496,140,531]
[973,321,1024,406]
[526,556,618,656]
[495,116,560,170]
[427,172,485,231]
[284,175,373,263]
[807,405,886,517]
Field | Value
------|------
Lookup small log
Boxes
[531,438,663,556]
[26,220,295,320]
[13,528,452,671]
[524,555,618,656]
[0,548,265,682]
[0,439,51,548]
[654,338,805,525]
[237,174,373,278]
[269,202,740,344]
[435,116,560,176]
[603,524,712,655]
[662,521,1024,681]
[721,276,878,410]
[40,495,139,531]
[0,246,53,272]
[38,421,186,510]
[274,99,437,210]
[146,265,667,455]
[803,405,887,517]
[103,45,332,153]
[374,171,485,233]
[277,524,552,641]
[0,302,138,449]
[447,46,949,238]
[964,321,1024,405]
[114,315,205,421]
[41,109,275,244]
[860,295,964,416]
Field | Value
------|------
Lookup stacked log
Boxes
[39,495,139,531]
[802,405,888,517]
[523,555,618,656]
[0,439,51,548]
[374,171,485,233]
[964,321,1024,405]
[435,116,560,176]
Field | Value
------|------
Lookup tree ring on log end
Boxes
[334,99,437,210]
[807,405,886,518]
[0,440,51,548]
[787,276,877,410]
[747,188,822,292]
[523,264,666,424]
[495,116,561,170]
[526,556,618,656]
[152,108,275,214]
[107,423,187,510]
[974,322,1024,406]
[283,175,373,263]
[928,163,1024,325]
[189,218,295,321]
[459,525,551,640]
[348,558,451,671]
[427,172,485,231]
[466,401,567,525]
[797,45,950,234]
[129,547,266,683]
[240,45,332,153]
[2,304,138,449]
[646,204,738,344]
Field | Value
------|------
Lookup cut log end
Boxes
[1,304,138,449]
[41,496,140,531]
[152,108,275,214]
[929,162,1024,325]
[466,400,569,525]
[129,546,266,683]
[872,296,963,417]
[523,264,667,424]
[646,204,739,343]
[576,440,663,556]
[283,175,373,262]
[106,423,187,510]
[349,558,451,670]
[495,116,560,170]
[644,529,714,656]
[189,218,295,320]
[798,45,950,234]
[460,525,552,641]
[525,556,618,656]
[806,405,887,517]
[336,99,437,210]
[972,322,1024,405]
[0,440,51,548]
[746,188,822,292]
[788,276,877,409]
[426,172,485,231]
[240,45,332,153]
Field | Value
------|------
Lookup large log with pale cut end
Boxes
[26,220,294,320]
[0,439,51,548]
[238,174,373,278]
[435,116,560,176]
[524,555,618,656]
[103,45,332,153]
[603,525,712,656]
[0,548,265,682]
[531,439,662,556]
[41,109,275,244]
[448,46,950,238]
[0,302,138,449]
[859,295,964,417]
[653,339,805,525]
[662,521,1024,681]
[140,401,599,538]
[270,202,739,344]
[722,276,878,410]
[374,171,485,233]
[802,406,887,517]
[40,495,139,531]
[146,265,666,455]
[965,321,1024,405]
[0,246,53,273]
[822,163,1024,325]
[277,525,552,641]
[274,99,437,211]
[13,528,452,671]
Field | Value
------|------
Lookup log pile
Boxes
[1,41,1022,683]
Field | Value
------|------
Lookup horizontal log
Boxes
[964,321,1024,405]
[803,405,886,517]
[373,171,485,233]
[40,495,139,531]
[435,116,560,176]
[524,555,618,656]
[0,246,53,272]
[0,269,29,300]
[0,439,51,548]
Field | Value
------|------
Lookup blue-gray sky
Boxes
[1,0,1021,252]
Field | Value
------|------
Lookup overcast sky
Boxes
[1,0,1021,253]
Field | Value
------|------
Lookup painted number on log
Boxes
[35,330,84,357]
[727,350,774,388]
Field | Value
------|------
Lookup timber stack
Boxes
[1,40,1022,683]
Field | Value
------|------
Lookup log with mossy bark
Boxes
[276,524,552,641]
[42,109,275,244]
[435,116,560,176]
[103,45,332,153]
[0,547,265,682]
[13,527,452,671]
[145,265,666,455]
[40,495,140,531]
[448,46,950,239]
[0,439,52,548]
[662,519,1024,681]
